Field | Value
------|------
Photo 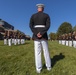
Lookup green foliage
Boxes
[0,40,76,75]
[57,22,72,35]
[73,25,76,32]
[49,32,57,40]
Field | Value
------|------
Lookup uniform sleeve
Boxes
[40,15,50,35]
[29,15,38,35]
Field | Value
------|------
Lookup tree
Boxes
[73,25,76,32]
[49,32,57,40]
[57,22,73,35]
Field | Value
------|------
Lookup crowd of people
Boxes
[4,31,25,46]
[58,31,76,48]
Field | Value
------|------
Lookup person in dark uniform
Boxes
[12,32,15,44]
[68,33,72,47]
[62,34,66,45]
[14,32,18,45]
[17,33,21,45]
[21,35,24,44]
[72,31,76,48]
[58,35,62,44]
[8,31,12,46]
[65,33,69,46]
[29,3,51,73]
[4,31,8,45]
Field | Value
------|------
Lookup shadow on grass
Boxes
[51,53,65,67]
[43,53,65,69]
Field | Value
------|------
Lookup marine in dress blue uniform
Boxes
[4,32,8,45]
[14,32,18,45]
[72,32,76,48]
[17,34,21,45]
[29,3,51,73]
[8,32,12,46]
[62,34,65,45]
[65,34,69,46]
[58,35,62,44]
[68,33,72,47]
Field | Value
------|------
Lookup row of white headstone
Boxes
[4,38,25,46]
[59,40,76,48]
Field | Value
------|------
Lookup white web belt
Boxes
[34,25,45,28]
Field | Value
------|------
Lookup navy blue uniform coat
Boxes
[29,12,50,40]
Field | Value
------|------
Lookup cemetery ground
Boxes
[0,40,76,75]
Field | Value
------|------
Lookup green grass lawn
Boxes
[0,40,76,75]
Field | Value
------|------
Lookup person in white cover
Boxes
[29,3,51,73]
